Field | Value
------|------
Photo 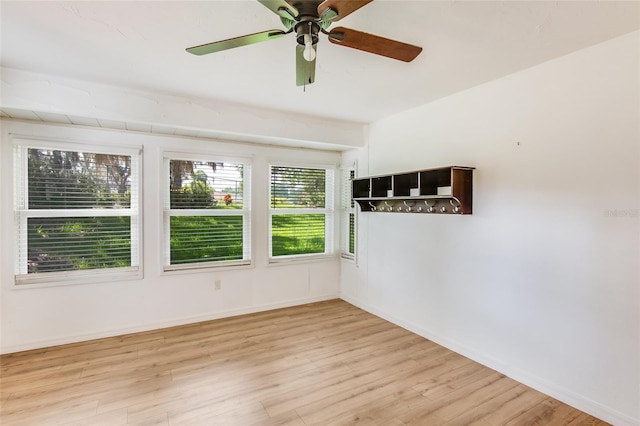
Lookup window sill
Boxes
[268,253,338,266]
[13,268,142,289]
[162,260,253,275]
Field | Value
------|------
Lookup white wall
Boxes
[342,31,639,425]
[0,120,342,354]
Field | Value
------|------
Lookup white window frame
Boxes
[268,163,335,263]
[340,165,357,261]
[13,137,143,286]
[162,152,252,272]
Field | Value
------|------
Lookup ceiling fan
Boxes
[186,0,422,86]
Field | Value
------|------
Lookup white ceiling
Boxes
[1,0,639,124]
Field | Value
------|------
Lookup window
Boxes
[164,155,250,270]
[14,141,141,285]
[269,165,334,260]
[341,167,356,260]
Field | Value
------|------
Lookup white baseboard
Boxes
[0,294,339,355]
[340,294,639,426]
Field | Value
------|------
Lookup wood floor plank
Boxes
[443,382,533,425]
[566,413,611,426]
[249,410,306,426]
[503,396,593,425]
[481,384,549,425]
[420,361,498,400]
[58,407,128,426]
[0,398,98,426]
[319,387,428,425]
[0,299,608,425]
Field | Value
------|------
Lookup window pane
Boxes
[15,144,140,281]
[349,170,355,208]
[349,212,355,254]
[340,167,356,260]
[28,149,131,209]
[27,217,131,273]
[170,216,244,264]
[170,160,244,209]
[272,214,325,256]
[271,166,325,209]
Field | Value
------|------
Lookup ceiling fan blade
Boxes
[328,27,422,62]
[296,45,316,86]
[318,0,372,22]
[186,30,287,56]
[257,0,298,19]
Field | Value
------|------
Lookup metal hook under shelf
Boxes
[450,198,461,214]
[424,199,436,213]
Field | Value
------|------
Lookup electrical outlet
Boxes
[214,279,222,291]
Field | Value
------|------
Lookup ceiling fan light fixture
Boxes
[303,34,316,62]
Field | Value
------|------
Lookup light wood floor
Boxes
[0,299,608,426]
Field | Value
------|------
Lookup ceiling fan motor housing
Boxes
[287,1,325,46]
[295,19,320,46]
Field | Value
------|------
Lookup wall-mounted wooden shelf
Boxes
[352,166,474,214]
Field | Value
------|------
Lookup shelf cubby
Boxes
[393,172,419,197]
[371,176,392,198]
[352,179,371,199]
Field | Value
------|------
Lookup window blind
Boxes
[341,168,356,259]
[164,159,251,270]
[269,165,334,259]
[14,145,140,281]
[270,166,326,209]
